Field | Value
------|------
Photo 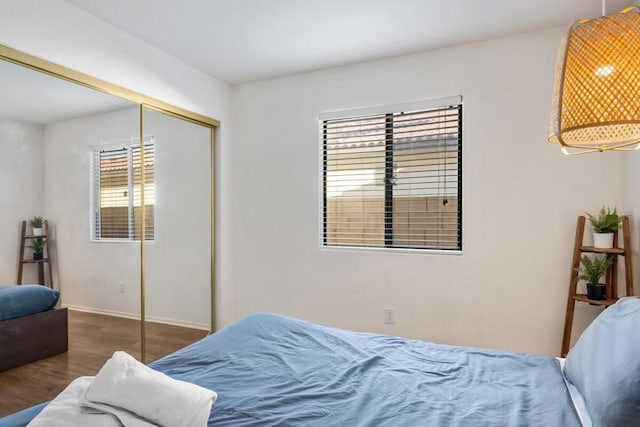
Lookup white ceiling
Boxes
[0,0,633,123]
[0,60,131,125]
[66,0,630,84]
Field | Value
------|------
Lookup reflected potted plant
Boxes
[576,255,613,300]
[28,238,45,261]
[585,206,620,249]
[29,216,44,236]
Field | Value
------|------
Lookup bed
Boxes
[0,285,68,372]
[3,297,640,426]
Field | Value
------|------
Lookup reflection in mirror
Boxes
[0,58,142,413]
[142,108,211,362]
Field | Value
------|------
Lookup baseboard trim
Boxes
[63,304,210,331]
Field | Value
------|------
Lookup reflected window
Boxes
[322,101,462,251]
[92,141,155,241]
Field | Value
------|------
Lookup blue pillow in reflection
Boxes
[0,284,60,321]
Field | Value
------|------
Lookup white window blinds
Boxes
[92,141,155,241]
[322,99,462,251]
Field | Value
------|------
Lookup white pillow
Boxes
[84,351,216,427]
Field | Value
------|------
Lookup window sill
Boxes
[90,239,155,244]
[320,245,462,256]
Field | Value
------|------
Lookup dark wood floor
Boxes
[0,310,208,417]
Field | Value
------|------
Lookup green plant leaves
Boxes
[577,254,614,285]
[585,206,621,233]
[29,215,44,228]
[27,237,45,254]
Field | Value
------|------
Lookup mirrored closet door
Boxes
[0,45,218,364]
[0,57,142,357]
[141,108,213,362]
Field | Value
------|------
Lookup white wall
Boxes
[624,156,640,298]
[0,119,43,284]
[0,0,631,354]
[43,107,211,329]
[230,27,627,356]
[143,110,212,328]
[0,0,234,326]
[43,107,139,318]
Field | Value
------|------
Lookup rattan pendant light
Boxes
[548,5,640,154]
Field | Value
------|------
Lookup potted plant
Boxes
[29,216,44,236]
[576,255,613,300]
[585,206,621,248]
[28,237,45,261]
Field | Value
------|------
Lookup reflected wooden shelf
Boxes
[17,220,54,288]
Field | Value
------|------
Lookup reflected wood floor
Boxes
[0,310,208,417]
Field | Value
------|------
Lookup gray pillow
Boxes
[564,297,640,426]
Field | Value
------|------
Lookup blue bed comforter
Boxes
[1,313,581,426]
[155,313,580,426]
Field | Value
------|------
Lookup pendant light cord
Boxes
[602,0,606,16]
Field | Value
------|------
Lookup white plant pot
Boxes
[32,227,43,236]
[593,232,614,249]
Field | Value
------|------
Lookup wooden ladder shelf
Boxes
[17,220,54,289]
[561,215,633,357]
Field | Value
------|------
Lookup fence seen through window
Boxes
[322,102,462,250]
[93,142,155,241]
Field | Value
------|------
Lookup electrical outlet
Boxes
[384,307,395,324]
[119,282,126,294]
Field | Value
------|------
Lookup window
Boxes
[92,141,155,241]
[322,98,462,251]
